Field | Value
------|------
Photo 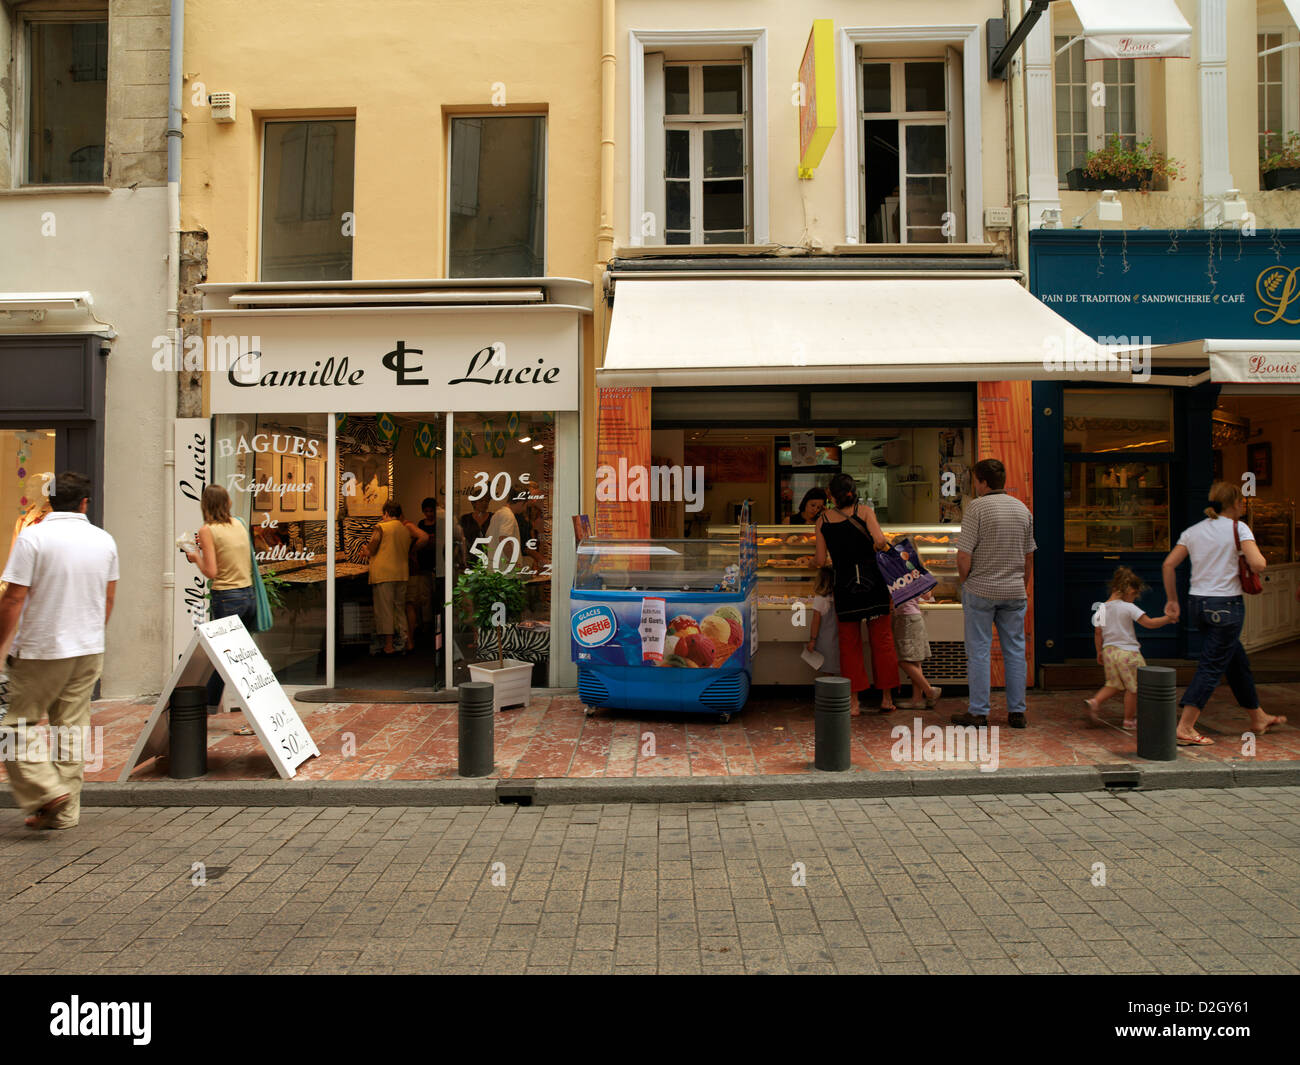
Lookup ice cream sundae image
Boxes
[658,608,745,668]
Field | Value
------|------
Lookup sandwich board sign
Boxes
[119,615,319,782]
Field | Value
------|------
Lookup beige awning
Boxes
[598,277,1134,388]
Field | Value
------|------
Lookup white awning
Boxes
[1069,0,1192,61]
[598,277,1131,388]
[1288,1,1300,32]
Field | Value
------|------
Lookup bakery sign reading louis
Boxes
[207,314,579,415]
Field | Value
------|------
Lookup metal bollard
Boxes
[814,675,852,772]
[168,685,208,779]
[458,681,495,777]
[1135,665,1178,761]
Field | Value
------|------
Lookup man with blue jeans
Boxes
[954,458,1036,729]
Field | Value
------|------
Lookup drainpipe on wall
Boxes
[1010,0,1031,287]
[591,0,616,515]
[162,0,184,677]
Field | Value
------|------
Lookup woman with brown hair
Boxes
[1161,481,1287,745]
[814,472,899,715]
[183,484,256,726]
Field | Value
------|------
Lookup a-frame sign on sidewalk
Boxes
[119,615,319,782]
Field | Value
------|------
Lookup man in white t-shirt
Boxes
[483,497,525,573]
[0,473,119,830]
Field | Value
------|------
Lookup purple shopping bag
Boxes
[875,537,937,607]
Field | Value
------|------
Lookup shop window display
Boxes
[451,412,555,685]
[211,414,329,685]
[1063,390,1173,553]
[1,430,56,575]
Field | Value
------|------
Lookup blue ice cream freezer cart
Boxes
[570,532,757,721]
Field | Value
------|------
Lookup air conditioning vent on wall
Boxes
[209,92,236,123]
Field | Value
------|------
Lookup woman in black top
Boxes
[814,473,900,714]
[789,487,828,525]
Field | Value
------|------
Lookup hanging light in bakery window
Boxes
[1210,407,1249,448]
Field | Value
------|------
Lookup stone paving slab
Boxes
[0,787,1296,975]
[1,682,1295,789]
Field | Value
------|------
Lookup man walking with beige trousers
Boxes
[0,472,118,830]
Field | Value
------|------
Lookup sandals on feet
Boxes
[25,793,69,830]
[1176,732,1214,746]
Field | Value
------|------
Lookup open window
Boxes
[857,50,965,244]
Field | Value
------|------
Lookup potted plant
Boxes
[454,559,533,712]
[1065,134,1183,192]
[1260,130,1300,190]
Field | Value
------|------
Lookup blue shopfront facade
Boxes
[1029,230,1300,666]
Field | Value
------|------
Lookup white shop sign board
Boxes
[206,310,579,414]
[119,616,319,782]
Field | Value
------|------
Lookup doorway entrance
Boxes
[333,413,447,691]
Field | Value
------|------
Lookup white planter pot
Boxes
[467,658,533,712]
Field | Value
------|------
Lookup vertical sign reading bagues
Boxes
[173,419,210,661]
[977,382,1035,687]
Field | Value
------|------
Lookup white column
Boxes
[1200,0,1233,221]
[1024,9,1061,227]
[326,411,336,688]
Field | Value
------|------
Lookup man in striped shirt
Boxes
[954,458,1036,729]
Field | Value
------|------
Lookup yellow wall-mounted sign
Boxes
[798,19,837,180]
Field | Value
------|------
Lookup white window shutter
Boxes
[945,46,967,242]
[644,52,666,244]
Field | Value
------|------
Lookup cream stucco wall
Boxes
[0,187,170,698]
[180,0,602,282]
[614,0,1012,251]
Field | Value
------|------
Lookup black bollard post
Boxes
[168,685,208,779]
[458,681,495,777]
[1135,665,1177,761]
[814,675,852,772]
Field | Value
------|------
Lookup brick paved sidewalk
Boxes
[0,788,1296,974]
[14,681,1295,782]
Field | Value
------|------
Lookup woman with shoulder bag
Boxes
[362,501,428,656]
[1160,481,1286,745]
[184,484,258,729]
[814,473,900,715]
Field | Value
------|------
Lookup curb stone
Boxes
[1,759,1296,808]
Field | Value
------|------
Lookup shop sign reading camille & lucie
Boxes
[207,312,579,414]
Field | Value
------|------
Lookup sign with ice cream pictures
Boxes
[570,597,751,669]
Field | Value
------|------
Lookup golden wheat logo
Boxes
[1255,266,1300,325]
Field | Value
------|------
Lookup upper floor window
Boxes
[662,62,748,244]
[858,54,965,243]
[1258,27,1299,169]
[449,115,546,277]
[260,120,355,281]
[23,19,108,185]
[642,53,752,246]
[1053,37,1147,183]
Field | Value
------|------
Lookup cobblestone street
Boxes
[1,787,1298,975]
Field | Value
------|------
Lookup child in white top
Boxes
[805,566,841,675]
[1084,566,1175,729]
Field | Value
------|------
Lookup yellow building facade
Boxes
[176,0,603,694]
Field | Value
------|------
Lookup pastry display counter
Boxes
[706,524,969,685]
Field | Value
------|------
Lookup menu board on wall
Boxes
[596,387,651,540]
[977,381,1035,686]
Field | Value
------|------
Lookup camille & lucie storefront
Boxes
[175,278,590,695]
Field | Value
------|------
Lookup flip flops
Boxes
[1176,733,1214,746]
